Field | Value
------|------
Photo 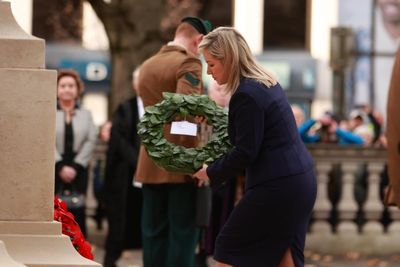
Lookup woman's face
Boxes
[203,50,227,85]
[57,76,79,101]
[378,0,400,23]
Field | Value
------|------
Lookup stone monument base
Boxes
[0,221,100,267]
[0,241,26,267]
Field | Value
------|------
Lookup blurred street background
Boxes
[4,0,400,266]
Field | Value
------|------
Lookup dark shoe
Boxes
[195,252,209,267]
[91,214,103,230]
[103,259,117,267]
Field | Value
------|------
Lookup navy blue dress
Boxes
[207,78,317,267]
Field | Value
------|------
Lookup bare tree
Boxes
[32,0,231,112]
[33,0,83,43]
[87,0,202,112]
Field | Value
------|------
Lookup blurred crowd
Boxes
[291,104,387,147]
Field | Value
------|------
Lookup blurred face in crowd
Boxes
[319,113,333,127]
[377,0,400,23]
[203,49,228,85]
[349,116,364,130]
[291,106,305,127]
[57,75,79,101]
[100,121,112,143]
[318,113,339,137]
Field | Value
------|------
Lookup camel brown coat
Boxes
[135,44,204,184]
[386,48,400,207]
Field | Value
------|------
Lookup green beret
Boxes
[181,17,213,35]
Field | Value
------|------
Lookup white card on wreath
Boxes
[170,121,197,136]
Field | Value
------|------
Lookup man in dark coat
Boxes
[103,68,143,267]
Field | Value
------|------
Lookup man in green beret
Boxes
[135,17,212,267]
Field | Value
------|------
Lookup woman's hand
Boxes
[59,166,77,183]
[193,164,210,187]
[194,115,207,124]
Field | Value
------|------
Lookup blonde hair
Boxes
[199,27,277,94]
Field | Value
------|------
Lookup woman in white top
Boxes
[55,69,97,236]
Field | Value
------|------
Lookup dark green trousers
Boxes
[142,183,199,267]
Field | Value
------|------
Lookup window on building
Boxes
[200,0,233,28]
[264,0,309,49]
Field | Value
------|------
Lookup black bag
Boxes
[195,185,212,228]
[57,187,86,210]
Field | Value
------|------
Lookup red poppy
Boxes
[54,197,94,260]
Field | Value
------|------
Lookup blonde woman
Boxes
[194,27,317,267]
[55,69,97,236]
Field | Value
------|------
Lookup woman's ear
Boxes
[195,34,203,47]
[190,35,203,54]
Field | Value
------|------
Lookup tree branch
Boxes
[86,0,112,19]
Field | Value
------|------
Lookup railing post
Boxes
[311,162,333,234]
[305,145,391,253]
[388,206,400,235]
[337,162,359,234]
[363,162,385,233]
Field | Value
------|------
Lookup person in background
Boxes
[291,105,306,128]
[347,109,375,146]
[299,111,365,145]
[99,121,112,143]
[91,120,112,230]
[376,0,400,43]
[55,69,97,237]
[194,27,316,267]
[135,17,212,267]
[354,104,385,145]
[103,68,143,267]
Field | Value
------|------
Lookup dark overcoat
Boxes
[104,97,142,247]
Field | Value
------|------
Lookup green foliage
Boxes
[137,93,233,174]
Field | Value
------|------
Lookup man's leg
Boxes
[142,184,168,267]
[104,194,126,267]
[167,183,199,267]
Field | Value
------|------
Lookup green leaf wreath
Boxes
[137,92,233,174]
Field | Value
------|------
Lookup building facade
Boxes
[7,0,397,122]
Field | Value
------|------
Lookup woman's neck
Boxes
[59,100,75,112]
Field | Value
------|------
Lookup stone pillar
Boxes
[306,162,335,253]
[311,162,333,234]
[0,241,26,267]
[329,162,359,253]
[362,162,385,234]
[309,0,339,117]
[337,163,359,234]
[233,0,264,54]
[0,2,100,266]
[388,206,400,234]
